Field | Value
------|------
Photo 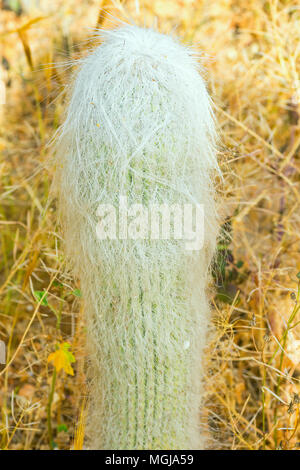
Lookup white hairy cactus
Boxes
[53,25,219,449]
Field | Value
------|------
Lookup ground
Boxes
[1,0,300,450]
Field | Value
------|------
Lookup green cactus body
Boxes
[54,26,218,449]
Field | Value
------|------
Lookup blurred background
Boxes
[1,0,300,450]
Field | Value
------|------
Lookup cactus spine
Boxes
[54,25,219,449]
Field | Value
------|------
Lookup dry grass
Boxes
[1,0,300,450]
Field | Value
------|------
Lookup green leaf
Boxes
[34,290,48,306]
[7,0,22,15]
[72,289,82,298]
[217,243,229,251]
[57,424,68,433]
[53,281,64,288]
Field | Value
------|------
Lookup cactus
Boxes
[53,25,219,449]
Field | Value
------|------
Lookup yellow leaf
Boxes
[48,342,75,376]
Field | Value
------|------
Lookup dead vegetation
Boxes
[1,0,300,450]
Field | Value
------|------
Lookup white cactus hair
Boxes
[53,23,219,449]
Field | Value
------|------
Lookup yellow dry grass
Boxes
[0,0,300,450]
